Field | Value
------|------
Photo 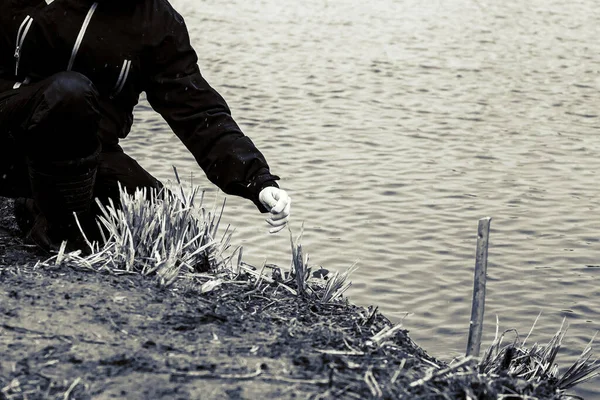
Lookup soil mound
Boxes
[0,197,596,399]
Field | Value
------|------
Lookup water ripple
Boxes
[120,1,600,397]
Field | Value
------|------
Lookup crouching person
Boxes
[0,1,291,253]
[0,71,163,251]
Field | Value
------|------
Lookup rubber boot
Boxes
[26,143,100,254]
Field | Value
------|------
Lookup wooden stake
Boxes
[466,217,492,357]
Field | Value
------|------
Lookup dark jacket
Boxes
[0,0,279,211]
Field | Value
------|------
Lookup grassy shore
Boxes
[0,181,598,399]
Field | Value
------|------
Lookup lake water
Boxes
[123,0,600,397]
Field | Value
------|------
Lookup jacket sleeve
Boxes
[142,8,279,212]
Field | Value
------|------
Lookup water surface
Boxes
[123,1,600,397]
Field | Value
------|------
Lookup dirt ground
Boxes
[0,197,592,400]
[0,258,350,399]
[0,197,446,400]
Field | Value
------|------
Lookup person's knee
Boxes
[43,71,99,117]
[26,72,101,160]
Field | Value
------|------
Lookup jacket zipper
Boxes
[67,2,98,71]
[111,59,131,98]
[14,15,34,76]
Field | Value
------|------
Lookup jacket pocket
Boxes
[110,59,132,99]
[14,15,34,76]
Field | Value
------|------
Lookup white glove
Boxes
[258,187,291,233]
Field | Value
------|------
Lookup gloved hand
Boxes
[258,187,291,233]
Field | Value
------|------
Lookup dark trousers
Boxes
[0,71,162,210]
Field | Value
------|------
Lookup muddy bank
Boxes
[0,240,437,399]
[1,259,336,399]
[0,196,595,399]
[0,194,439,400]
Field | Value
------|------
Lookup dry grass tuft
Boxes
[479,315,600,396]
[289,223,310,296]
[40,170,359,294]
[287,222,360,303]
[42,170,233,287]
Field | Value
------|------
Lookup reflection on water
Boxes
[123,0,600,397]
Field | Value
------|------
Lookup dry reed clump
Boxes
[32,176,600,399]
[41,172,363,302]
[44,176,236,287]
[479,316,599,394]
